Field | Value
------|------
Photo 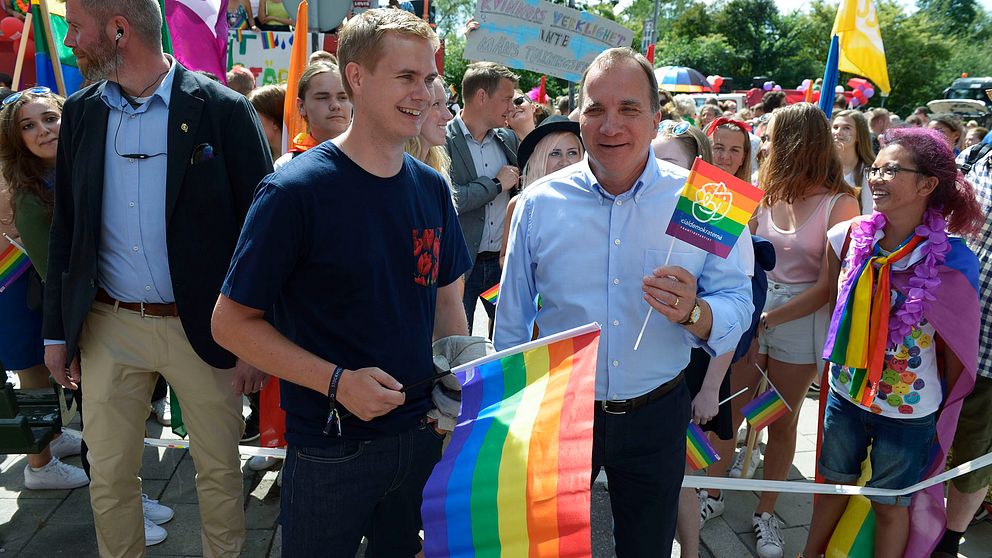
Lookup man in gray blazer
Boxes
[446,62,521,334]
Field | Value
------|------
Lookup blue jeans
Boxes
[280,421,444,557]
[819,390,936,506]
[462,254,501,335]
[591,379,691,558]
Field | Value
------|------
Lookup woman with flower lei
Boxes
[804,127,984,558]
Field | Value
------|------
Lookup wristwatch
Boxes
[679,301,702,326]
[492,177,503,194]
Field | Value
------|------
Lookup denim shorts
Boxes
[818,390,936,506]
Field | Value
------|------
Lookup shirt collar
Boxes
[455,114,495,144]
[101,54,177,112]
[582,149,659,205]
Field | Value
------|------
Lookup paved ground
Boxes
[2,307,990,557]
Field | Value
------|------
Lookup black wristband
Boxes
[492,177,502,194]
[322,366,346,436]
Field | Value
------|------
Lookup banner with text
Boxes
[464,0,633,83]
[227,30,325,88]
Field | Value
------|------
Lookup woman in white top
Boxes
[832,109,875,213]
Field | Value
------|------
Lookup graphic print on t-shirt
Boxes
[413,227,442,286]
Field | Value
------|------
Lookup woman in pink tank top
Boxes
[734,104,859,558]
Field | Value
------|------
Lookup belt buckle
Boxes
[139,302,146,318]
[601,400,627,415]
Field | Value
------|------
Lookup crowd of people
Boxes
[1,2,991,558]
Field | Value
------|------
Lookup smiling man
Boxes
[210,8,470,557]
[494,48,753,557]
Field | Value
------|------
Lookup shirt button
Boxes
[613,320,620,326]
[614,238,621,246]
[612,278,620,285]
[612,360,619,367]
[615,200,623,206]
[144,285,151,291]
[132,245,139,252]
[129,114,136,119]
[129,202,135,207]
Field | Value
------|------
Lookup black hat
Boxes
[516,115,582,173]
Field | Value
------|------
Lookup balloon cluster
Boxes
[762,81,782,92]
[0,17,27,42]
[846,78,875,108]
[796,79,822,102]
[706,75,724,91]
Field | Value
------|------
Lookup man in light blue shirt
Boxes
[494,48,753,557]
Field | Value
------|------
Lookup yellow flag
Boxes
[831,0,890,94]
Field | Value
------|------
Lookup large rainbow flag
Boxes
[422,323,600,558]
[665,158,764,259]
[31,0,84,95]
[816,234,980,558]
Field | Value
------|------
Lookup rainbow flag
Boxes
[685,423,719,471]
[0,241,32,293]
[422,323,601,558]
[480,283,499,305]
[261,31,278,49]
[31,0,85,95]
[665,158,764,258]
[740,387,789,432]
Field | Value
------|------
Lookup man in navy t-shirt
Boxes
[211,9,471,557]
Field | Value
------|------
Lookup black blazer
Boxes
[43,63,274,369]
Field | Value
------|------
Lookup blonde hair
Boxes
[705,120,752,182]
[656,125,712,164]
[337,8,438,97]
[405,77,452,182]
[521,131,583,187]
[758,103,852,205]
[832,109,875,190]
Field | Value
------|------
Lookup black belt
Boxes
[476,251,500,261]
[597,372,684,415]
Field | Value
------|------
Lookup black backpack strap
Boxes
[960,143,992,175]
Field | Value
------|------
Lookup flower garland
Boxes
[843,207,949,348]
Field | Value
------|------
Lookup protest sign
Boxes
[464,0,633,83]
[227,29,325,87]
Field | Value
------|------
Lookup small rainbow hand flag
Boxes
[261,31,277,49]
[686,422,720,470]
[422,323,600,558]
[741,387,790,432]
[665,158,764,258]
[480,283,499,305]
[0,240,32,293]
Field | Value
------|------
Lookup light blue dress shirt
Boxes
[494,152,754,401]
[454,115,510,253]
[97,58,177,303]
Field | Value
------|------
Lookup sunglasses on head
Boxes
[513,96,530,106]
[659,119,690,135]
[2,86,52,109]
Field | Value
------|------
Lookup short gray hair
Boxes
[579,48,660,114]
[81,0,163,49]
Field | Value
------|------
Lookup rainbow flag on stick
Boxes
[686,422,720,470]
[0,238,32,293]
[665,158,764,259]
[422,323,601,558]
[480,283,499,305]
[741,387,790,432]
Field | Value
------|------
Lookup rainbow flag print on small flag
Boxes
[741,387,790,432]
[685,422,720,470]
[480,283,499,305]
[665,158,764,258]
[421,323,601,558]
[261,31,278,49]
[0,240,32,293]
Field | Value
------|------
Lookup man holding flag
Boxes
[494,47,753,557]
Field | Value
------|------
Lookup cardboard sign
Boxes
[227,29,324,87]
[464,0,633,83]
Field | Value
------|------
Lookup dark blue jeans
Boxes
[280,421,444,557]
[462,254,500,335]
[591,380,691,558]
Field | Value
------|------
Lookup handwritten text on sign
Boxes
[464,0,633,83]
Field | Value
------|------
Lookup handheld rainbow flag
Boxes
[421,323,600,558]
[685,422,720,471]
[0,238,32,293]
[741,387,790,432]
[480,283,499,305]
[261,31,278,49]
[665,158,764,259]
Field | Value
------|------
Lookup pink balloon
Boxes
[0,17,23,42]
[772,85,782,91]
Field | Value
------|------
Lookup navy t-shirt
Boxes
[221,142,471,444]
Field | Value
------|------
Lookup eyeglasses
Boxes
[658,119,690,135]
[1,86,52,109]
[867,165,925,181]
[513,96,530,106]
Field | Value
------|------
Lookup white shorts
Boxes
[758,279,829,365]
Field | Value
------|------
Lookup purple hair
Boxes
[880,127,984,236]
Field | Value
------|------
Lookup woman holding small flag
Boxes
[804,127,983,558]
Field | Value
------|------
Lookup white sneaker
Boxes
[142,493,174,525]
[247,455,279,471]
[144,516,167,546]
[23,456,89,490]
[736,425,767,447]
[698,489,725,527]
[48,428,83,458]
[752,512,784,558]
[728,445,763,479]
[150,398,171,426]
